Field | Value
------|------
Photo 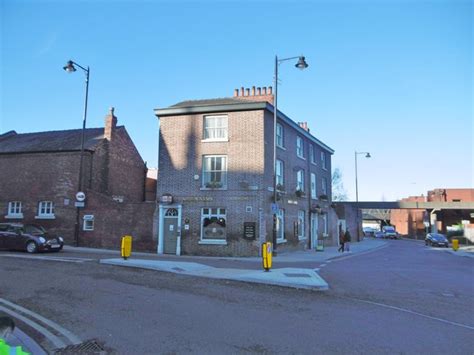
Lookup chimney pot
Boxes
[105,107,118,141]
[240,87,245,96]
[268,86,273,95]
[257,87,261,95]
[263,87,267,95]
[251,86,256,96]
[245,88,250,96]
[234,89,239,97]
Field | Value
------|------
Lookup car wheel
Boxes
[26,241,38,253]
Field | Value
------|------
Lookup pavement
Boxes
[99,239,390,292]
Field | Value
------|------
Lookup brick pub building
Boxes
[0,108,155,250]
[154,87,336,256]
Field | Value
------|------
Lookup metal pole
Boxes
[74,66,90,247]
[272,55,278,255]
[355,151,360,242]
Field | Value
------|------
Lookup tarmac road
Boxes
[0,239,473,354]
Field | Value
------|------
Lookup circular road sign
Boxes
[76,191,86,202]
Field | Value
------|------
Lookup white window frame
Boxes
[36,201,55,219]
[321,151,327,170]
[322,214,328,237]
[202,155,227,189]
[296,136,304,158]
[311,173,317,199]
[276,123,284,148]
[276,208,286,243]
[203,115,228,141]
[322,177,328,196]
[298,210,306,240]
[83,215,94,231]
[296,169,305,192]
[276,159,284,187]
[6,201,23,219]
[199,208,227,245]
[309,145,316,164]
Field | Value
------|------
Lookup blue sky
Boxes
[1,0,472,201]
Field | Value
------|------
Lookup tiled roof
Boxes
[0,127,121,154]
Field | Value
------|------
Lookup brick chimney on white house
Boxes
[233,86,274,105]
[104,107,117,141]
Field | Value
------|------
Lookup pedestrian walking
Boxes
[344,228,351,252]
[338,228,345,252]
[0,316,30,354]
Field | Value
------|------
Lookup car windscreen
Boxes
[432,234,446,240]
[23,225,46,235]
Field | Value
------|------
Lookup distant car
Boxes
[382,226,398,239]
[425,233,449,248]
[363,227,375,237]
[374,231,385,239]
[0,223,64,253]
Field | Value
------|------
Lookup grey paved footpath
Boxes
[99,239,391,291]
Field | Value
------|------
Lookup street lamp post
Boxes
[272,55,308,255]
[354,151,371,242]
[63,60,90,247]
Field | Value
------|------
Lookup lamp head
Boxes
[63,60,76,73]
[365,153,371,158]
[295,56,308,70]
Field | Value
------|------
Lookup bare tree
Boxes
[332,167,348,201]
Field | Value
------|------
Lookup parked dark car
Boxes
[382,226,398,239]
[363,227,375,237]
[425,233,449,248]
[374,231,385,239]
[0,223,64,253]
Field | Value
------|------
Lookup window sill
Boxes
[83,229,94,232]
[200,187,227,191]
[298,236,307,241]
[322,167,328,171]
[35,215,56,220]
[297,155,306,161]
[277,145,286,151]
[201,139,229,143]
[311,162,317,166]
[198,240,227,245]
[277,238,287,245]
[5,214,24,219]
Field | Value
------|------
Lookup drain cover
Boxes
[54,339,106,354]
[283,273,311,278]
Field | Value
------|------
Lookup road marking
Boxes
[351,297,474,331]
[0,254,93,263]
[330,243,389,263]
[0,298,82,345]
[0,305,66,349]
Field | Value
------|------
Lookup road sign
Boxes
[76,191,86,202]
[74,201,85,208]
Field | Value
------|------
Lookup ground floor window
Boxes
[201,208,226,242]
[37,201,55,219]
[276,209,285,242]
[322,213,328,236]
[298,210,305,240]
[7,201,23,218]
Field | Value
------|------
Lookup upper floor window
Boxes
[311,173,317,199]
[7,201,23,218]
[36,201,55,219]
[321,151,327,170]
[203,115,228,141]
[296,169,305,192]
[309,145,316,164]
[296,137,304,158]
[276,159,284,187]
[322,177,328,196]
[276,123,284,148]
[202,155,227,189]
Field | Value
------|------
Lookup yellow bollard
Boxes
[262,242,273,272]
[121,235,132,260]
[452,239,459,251]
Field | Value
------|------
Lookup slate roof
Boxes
[0,127,123,154]
[171,97,260,108]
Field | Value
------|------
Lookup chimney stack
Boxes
[104,107,117,141]
[298,122,310,132]
[232,86,275,104]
